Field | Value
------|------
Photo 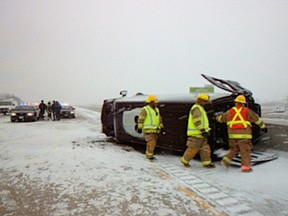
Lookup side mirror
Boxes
[120,90,128,97]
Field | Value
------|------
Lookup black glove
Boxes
[262,128,268,133]
[201,130,210,138]
[135,125,142,134]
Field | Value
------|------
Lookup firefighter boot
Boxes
[241,166,253,173]
[181,157,190,167]
[146,151,155,160]
[181,147,198,167]
[203,163,215,168]
[221,157,231,169]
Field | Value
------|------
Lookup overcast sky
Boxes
[1,0,288,105]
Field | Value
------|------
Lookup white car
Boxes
[0,99,17,115]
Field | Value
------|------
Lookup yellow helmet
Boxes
[197,93,210,102]
[146,95,159,103]
[235,95,246,104]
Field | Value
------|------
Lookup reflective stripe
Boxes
[138,123,143,129]
[146,151,154,158]
[241,165,252,170]
[138,116,145,120]
[202,160,212,166]
[229,134,252,139]
[227,107,251,128]
[255,119,261,124]
[222,156,231,164]
[181,157,189,165]
[216,115,222,123]
[188,134,203,138]
[192,116,202,123]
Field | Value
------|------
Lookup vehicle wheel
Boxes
[4,112,7,115]
[11,119,15,122]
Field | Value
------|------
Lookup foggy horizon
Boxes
[1,0,288,105]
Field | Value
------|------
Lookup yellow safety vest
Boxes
[187,104,210,138]
[143,105,161,133]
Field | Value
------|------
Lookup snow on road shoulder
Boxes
[0,109,213,216]
[1,108,288,216]
[263,118,288,126]
[75,106,101,120]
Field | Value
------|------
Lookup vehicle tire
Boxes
[11,119,15,122]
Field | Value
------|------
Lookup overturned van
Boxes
[101,74,277,164]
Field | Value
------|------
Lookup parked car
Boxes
[101,74,277,165]
[0,99,18,115]
[10,105,38,122]
[60,104,76,118]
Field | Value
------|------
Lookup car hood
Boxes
[12,110,35,113]
[61,108,73,111]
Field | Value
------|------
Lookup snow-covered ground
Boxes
[1,107,288,216]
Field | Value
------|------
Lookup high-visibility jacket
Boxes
[227,107,251,129]
[138,105,163,133]
[227,107,252,139]
[187,104,210,138]
[217,105,266,139]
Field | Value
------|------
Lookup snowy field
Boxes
[1,107,288,216]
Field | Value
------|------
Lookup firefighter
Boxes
[216,95,268,172]
[181,93,215,168]
[137,95,164,160]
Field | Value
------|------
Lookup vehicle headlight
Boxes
[27,113,34,116]
[11,113,16,116]
[70,111,74,114]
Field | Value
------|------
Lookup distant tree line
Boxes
[0,93,22,103]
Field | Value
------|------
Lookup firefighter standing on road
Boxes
[216,95,268,172]
[181,93,215,168]
[137,95,164,160]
